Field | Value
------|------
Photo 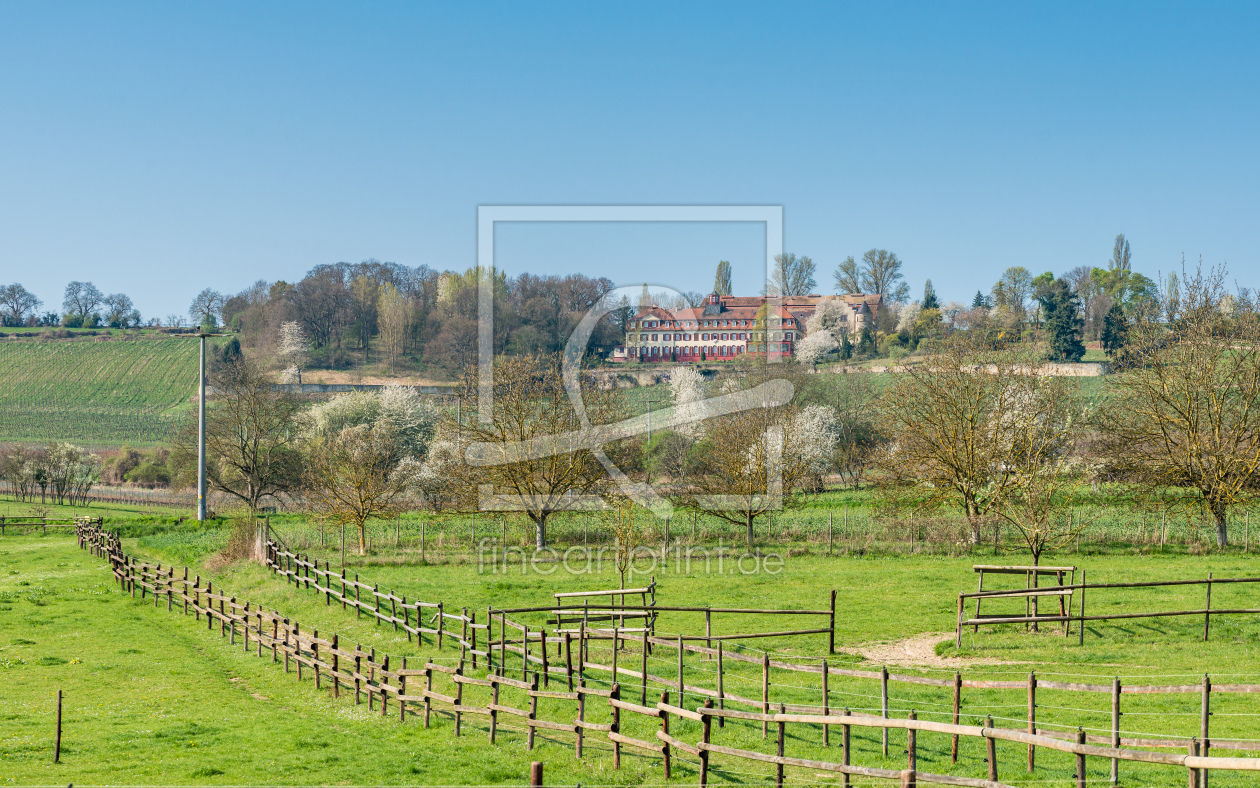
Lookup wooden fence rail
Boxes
[957,573,1260,646]
[74,523,1260,787]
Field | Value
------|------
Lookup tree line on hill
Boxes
[3,233,1235,375]
[5,261,1250,565]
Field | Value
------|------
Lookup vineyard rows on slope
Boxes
[0,338,200,445]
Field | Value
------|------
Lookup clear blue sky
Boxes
[1,2,1256,319]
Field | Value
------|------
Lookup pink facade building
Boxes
[611,291,881,363]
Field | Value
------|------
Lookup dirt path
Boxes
[836,632,1023,669]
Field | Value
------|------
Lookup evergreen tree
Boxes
[1039,279,1085,362]
[839,330,853,360]
[972,290,988,309]
[857,326,876,357]
[922,279,939,310]
[1101,300,1129,357]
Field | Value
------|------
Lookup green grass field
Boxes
[0,337,200,446]
[3,523,1260,786]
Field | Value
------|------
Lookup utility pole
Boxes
[197,332,207,521]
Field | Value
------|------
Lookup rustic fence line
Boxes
[266,537,1260,769]
[75,523,1260,786]
[957,573,1260,647]
[1,514,100,535]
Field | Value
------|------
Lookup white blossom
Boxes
[669,367,707,440]
[795,330,838,365]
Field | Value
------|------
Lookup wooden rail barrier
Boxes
[957,574,1260,646]
[72,522,1260,787]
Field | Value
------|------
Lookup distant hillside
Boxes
[0,337,200,446]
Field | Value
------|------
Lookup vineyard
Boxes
[0,337,200,446]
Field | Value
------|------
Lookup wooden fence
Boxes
[74,522,1260,786]
[1,514,101,535]
[957,573,1260,646]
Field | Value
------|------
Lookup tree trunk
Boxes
[746,513,756,549]
[358,522,367,555]
[1212,502,1229,548]
[535,513,547,550]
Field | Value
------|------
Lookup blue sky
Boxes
[0,2,1256,318]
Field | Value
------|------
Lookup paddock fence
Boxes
[74,522,1260,786]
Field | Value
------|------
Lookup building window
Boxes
[785,333,792,341]
[781,343,789,352]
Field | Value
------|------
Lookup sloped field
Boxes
[0,338,199,446]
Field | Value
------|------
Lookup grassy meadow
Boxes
[3,521,1260,786]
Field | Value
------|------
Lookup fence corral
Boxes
[72,522,1260,785]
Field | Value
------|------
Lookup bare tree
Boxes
[988,376,1087,565]
[877,334,1052,542]
[305,423,419,554]
[378,282,409,372]
[189,288,226,328]
[173,355,304,512]
[1097,264,1260,547]
[460,354,628,548]
[677,366,827,546]
[767,253,817,296]
[103,292,137,328]
[860,249,910,303]
[0,283,42,325]
[62,281,104,320]
[833,255,860,294]
[991,266,1033,328]
[610,500,644,589]
[714,261,733,296]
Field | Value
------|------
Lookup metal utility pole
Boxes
[197,332,207,521]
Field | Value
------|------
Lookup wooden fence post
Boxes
[423,664,432,728]
[530,761,543,787]
[489,674,500,743]
[54,689,62,764]
[829,589,836,654]
[1201,673,1211,788]
[881,665,890,755]
[526,672,539,750]
[1188,738,1199,788]
[640,630,649,706]
[565,633,573,692]
[1112,677,1121,784]
[700,698,713,786]
[716,640,725,728]
[676,634,684,699]
[399,657,407,722]
[1075,728,1087,788]
[822,659,830,746]
[575,675,585,758]
[453,659,464,735]
[1078,569,1087,646]
[775,702,786,788]
[907,710,917,784]
[611,683,621,769]
[540,629,549,688]
[985,715,997,783]
[951,671,961,762]
[1203,573,1212,642]
[661,691,672,780]
[1027,670,1036,772]
[762,653,770,738]
[841,708,851,788]
[522,624,529,681]
[330,634,339,699]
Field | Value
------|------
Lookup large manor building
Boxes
[611,291,881,363]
